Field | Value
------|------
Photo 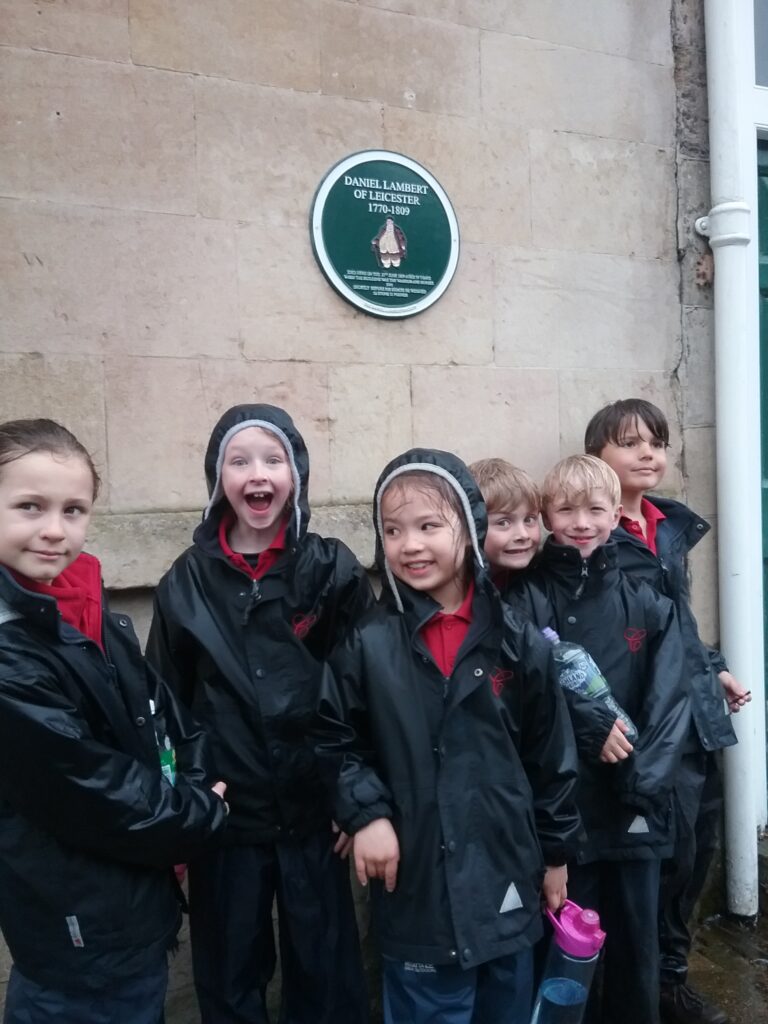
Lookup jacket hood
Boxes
[199,404,310,545]
[373,448,489,613]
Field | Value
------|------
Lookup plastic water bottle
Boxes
[530,900,606,1024]
[541,628,638,744]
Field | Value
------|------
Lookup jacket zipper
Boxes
[242,578,261,624]
[574,560,589,599]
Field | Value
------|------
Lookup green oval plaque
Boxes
[311,150,460,319]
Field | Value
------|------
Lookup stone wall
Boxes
[1,0,718,632]
[0,0,722,1014]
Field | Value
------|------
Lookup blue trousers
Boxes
[2,960,167,1024]
[382,948,533,1024]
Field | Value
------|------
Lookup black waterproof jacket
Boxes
[147,404,374,844]
[612,496,736,752]
[0,566,226,992]
[315,449,581,970]
[504,538,689,864]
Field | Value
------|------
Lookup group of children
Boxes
[0,398,750,1024]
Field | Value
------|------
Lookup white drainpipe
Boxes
[695,0,767,917]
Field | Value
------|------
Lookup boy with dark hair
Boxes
[504,455,690,1024]
[585,398,750,1024]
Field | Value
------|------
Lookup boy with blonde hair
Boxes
[469,458,541,581]
[504,455,690,1024]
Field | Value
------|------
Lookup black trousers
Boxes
[568,858,662,1024]
[659,749,722,986]
[188,831,369,1024]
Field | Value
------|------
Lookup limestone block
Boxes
[411,365,560,481]
[0,200,239,358]
[688,517,720,648]
[481,35,674,146]
[494,249,680,372]
[674,34,709,161]
[328,364,412,502]
[312,504,376,567]
[0,49,195,213]
[359,0,673,65]
[130,0,322,92]
[104,356,332,511]
[237,222,493,365]
[198,359,333,505]
[555,369,684,489]
[0,0,130,62]
[319,3,480,117]
[90,505,374,589]
[383,108,531,246]
[677,158,713,309]
[682,425,717,518]
[88,511,199,589]
[195,78,384,223]
[0,352,107,496]
[680,306,715,428]
[530,131,676,260]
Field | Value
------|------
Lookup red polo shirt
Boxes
[421,581,474,678]
[620,498,666,555]
[218,509,288,580]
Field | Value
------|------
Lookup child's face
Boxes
[220,427,293,550]
[544,487,621,559]
[485,504,541,572]
[380,481,467,611]
[597,417,668,497]
[0,451,94,581]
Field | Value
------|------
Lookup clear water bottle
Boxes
[541,628,638,744]
[530,900,606,1024]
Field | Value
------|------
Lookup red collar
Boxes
[12,551,104,649]
[420,580,474,678]
[620,497,666,555]
[218,509,288,580]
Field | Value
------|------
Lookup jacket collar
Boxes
[0,566,62,637]
[614,495,709,555]
[538,536,620,593]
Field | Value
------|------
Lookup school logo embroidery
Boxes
[490,668,514,697]
[292,613,318,639]
[624,628,647,653]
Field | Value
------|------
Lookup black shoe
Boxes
[660,983,728,1024]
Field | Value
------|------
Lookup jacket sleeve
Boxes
[321,544,375,656]
[146,662,215,788]
[502,594,616,763]
[313,628,393,834]
[707,644,728,675]
[145,580,196,708]
[506,617,583,866]
[0,666,227,868]
[615,593,690,813]
[561,688,618,763]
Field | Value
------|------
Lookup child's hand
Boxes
[331,820,353,859]
[719,670,751,713]
[211,780,229,815]
[542,865,568,912]
[353,818,400,892]
[599,719,634,763]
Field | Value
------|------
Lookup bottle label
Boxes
[160,736,177,786]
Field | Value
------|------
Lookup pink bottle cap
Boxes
[546,899,606,957]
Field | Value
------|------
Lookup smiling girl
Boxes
[316,447,581,1024]
[0,418,227,1024]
